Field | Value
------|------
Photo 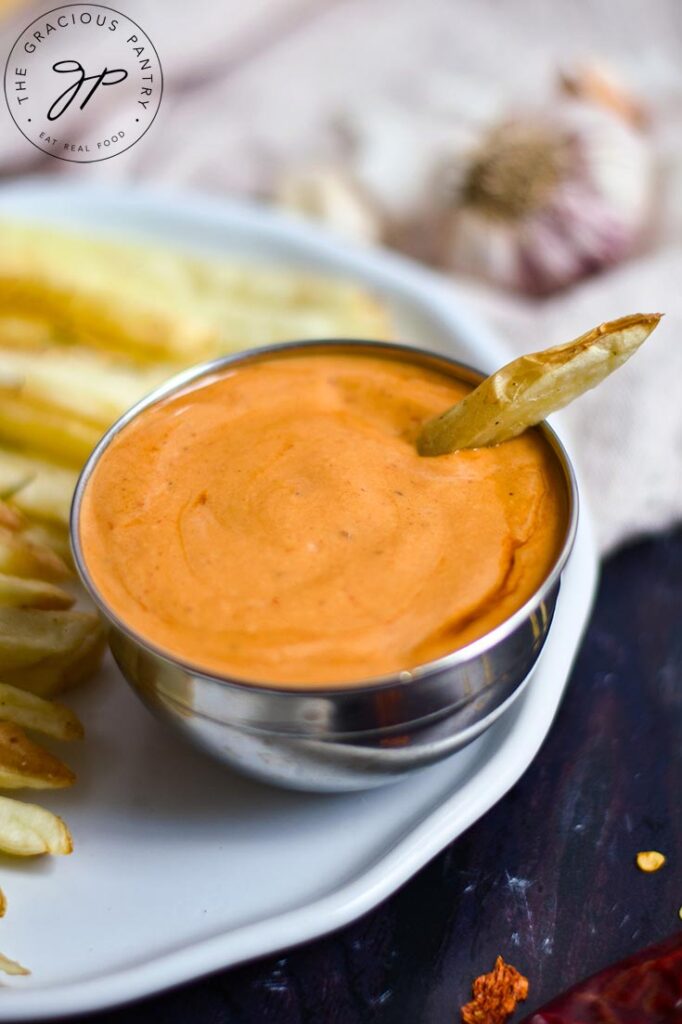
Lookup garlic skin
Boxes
[439,101,654,295]
[274,165,382,246]
[559,62,649,130]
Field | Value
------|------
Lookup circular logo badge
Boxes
[4,4,162,163]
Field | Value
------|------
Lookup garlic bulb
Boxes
[274,165,382,246]
[438,101,654,295]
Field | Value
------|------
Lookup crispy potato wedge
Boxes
[417,314,662,456]
[0,722,75,789]
[0,683,83,740]
[0,793,72,855]
[0,449,78,525]
[0,608,106,697]
[0,389,102,467]
[0,888,5,917]
[0,952,29,976]
[0,573,74,610]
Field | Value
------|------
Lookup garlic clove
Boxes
[341,101,474,224]
[574,105,653,225]
[273,164,383,246]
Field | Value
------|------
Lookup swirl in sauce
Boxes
[79,352,567,686]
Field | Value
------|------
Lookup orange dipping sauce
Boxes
[79,351,568,687]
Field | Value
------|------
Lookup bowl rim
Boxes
[70,338,579,696]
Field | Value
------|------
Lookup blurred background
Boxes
[1,0,682,551]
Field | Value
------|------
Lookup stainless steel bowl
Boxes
[71,340,578,792]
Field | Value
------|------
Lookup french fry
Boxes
[0,222,398,959]
[0,525,71,581]
[189,256,387,315]
[0,607,101,667]
[0,449,78,525]
[0,221,391,364]
[21,520,72,565]
[417,314,662,456]
[4,633,104,697]
[0,461,34,503]
[0,573,74,610]
[0,952,29,976]
[0,502,23,530]
[174,300,388,353]
[0,311,57,350]
[0,683,83,741]
[0,497,70,560]
[0,347,168,429]
[0,722,75,789]
[0,608,100,670]
[0,793,72,855]
[0,608,106,697]
[0,389,102,466]
[0,498,71,590]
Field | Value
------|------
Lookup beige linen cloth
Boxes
[1,0,681,554]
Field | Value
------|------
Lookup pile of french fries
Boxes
[0,219,391,973]
[0,497,97,974]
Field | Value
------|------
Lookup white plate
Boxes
[0,182,598,1019]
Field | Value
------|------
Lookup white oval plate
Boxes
[0,182,598,1019]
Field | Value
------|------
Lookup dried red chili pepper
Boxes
[522,932,682,1023]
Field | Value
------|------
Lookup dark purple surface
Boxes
[50,531,682,1024]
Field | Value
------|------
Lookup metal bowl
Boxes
[71,340,578,792]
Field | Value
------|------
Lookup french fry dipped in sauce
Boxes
[417,314,662,456]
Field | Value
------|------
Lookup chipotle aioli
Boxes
[79,352,567,686]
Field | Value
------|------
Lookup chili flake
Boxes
[636,850,666,873]
[461,955,529,1024]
